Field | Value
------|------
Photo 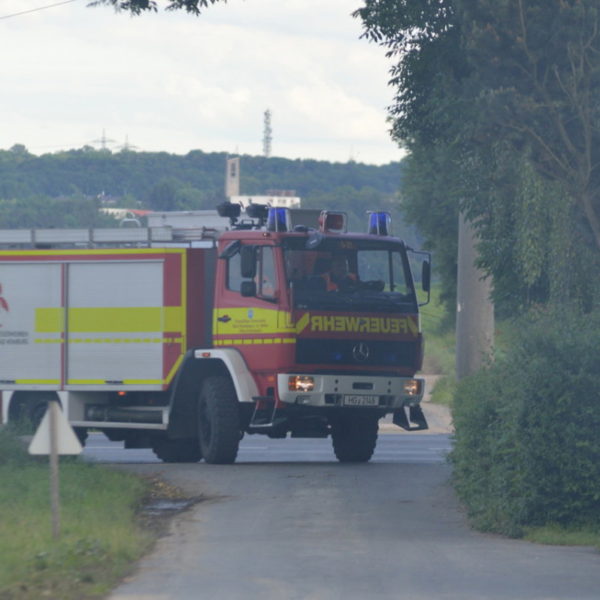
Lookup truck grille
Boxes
[296,338,417,368]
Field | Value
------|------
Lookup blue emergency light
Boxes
[267,207,289,232]
[368,211,392,236]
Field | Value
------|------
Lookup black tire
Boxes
[9,393,55,434]
[331,413,379,463]
[74,427,88,447]
[152,438,202,463]
[197,376,241,464]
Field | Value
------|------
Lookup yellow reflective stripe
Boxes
[214,337,295,346]
[66,337,183,344]
[35,307,185,333]
[35,337,184,344]
[164,306,184,332]
[0,248,187,257]
[14,379,61,385]
[36,308,64,333]
[295,312,310,334]
[70,307,161,332]
[164,354,184,385]
[67,379,164,385]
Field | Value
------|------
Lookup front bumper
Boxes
[277,373,424,411]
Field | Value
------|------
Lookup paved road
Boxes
[84,431,451,465]
[84,433,600,600]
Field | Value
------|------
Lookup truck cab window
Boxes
[257,247,277,299]
[226,246,278,299]
[227,252,243,292]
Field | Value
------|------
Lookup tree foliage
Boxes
[88,0,222,15]
[0,147,413,235]
[357,0,600,314]
[459,0,600,252]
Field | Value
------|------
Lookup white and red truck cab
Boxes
[0,205,430,463]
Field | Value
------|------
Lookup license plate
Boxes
[343,395,379,407]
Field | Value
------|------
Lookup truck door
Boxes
[213,244,291,373]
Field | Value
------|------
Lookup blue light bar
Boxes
[267,207,289,232]
[368,211,392,236]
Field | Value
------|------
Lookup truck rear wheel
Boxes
[8,392,56,434]
[152,438,202,463]
[197,376,241,464]
[331,413,379,463]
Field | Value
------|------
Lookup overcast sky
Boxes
[0,0,403,165]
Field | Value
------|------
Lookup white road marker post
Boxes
[49,399,60,539]
[29,399,83,540]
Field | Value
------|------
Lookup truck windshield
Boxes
[283,238,417,312]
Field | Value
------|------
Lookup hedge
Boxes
[450,307,600,536]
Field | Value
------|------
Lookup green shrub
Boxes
[0,427,32,466]
[451,307,600,536]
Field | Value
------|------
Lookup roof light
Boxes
[368,211,392,236]
[267,207,290,232]
[246,203,269,224]
[319,211,347,233]
[216,201,241,219]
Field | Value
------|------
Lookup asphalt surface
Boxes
[82,429,600,600]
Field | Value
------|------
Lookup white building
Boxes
[230,194,301,209]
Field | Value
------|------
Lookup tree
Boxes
[458,0,600,252]
[88,0,221,15]
[357,0,600,313]
[357,1,473,314]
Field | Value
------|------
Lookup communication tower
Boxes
[263,109,272,158]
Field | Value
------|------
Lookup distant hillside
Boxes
[0,145,418,244]
[0,145,402,201]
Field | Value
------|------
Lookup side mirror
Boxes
[240,246,257,279]
[240,280,257,297]
[422,260,431,293]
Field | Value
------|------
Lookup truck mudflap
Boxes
[393,404,429,431]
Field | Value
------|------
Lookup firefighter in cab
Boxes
[318,254,358,292]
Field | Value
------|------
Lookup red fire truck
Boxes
[0,205,430,463]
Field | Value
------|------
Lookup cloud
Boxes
[0,0,403,164]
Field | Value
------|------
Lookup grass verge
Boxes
[524,524,600,549]
[420,284,456,406]
[0,427,157,600]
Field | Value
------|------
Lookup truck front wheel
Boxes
[197,376,241,464]
[331,413,379,463]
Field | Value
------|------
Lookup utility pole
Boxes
[455,212,495,379]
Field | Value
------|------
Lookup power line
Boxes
[0,0,80,21]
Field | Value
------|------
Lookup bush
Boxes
[0,427,31,466]
[451,307,600,536]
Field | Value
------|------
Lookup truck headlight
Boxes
[288,376,315,392]
[403,379,422,396]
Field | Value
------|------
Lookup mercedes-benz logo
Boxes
[352,342,370,362]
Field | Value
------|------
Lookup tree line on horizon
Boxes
[0,144,419,246]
